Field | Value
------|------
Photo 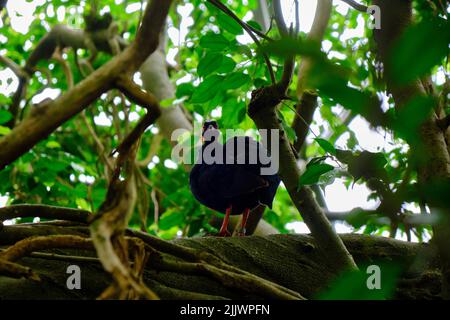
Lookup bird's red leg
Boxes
[218,206,232,237]
[237,208,251,236]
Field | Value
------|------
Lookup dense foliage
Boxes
[0,0,449,244]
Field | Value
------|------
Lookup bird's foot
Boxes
[236,228,246,237]
[217,229,232,237]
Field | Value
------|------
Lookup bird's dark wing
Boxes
[224,136,274,172]
[200,165,268,198]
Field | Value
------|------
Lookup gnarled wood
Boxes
[0,226,442,300]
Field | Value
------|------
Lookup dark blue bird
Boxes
[189,120,280,236]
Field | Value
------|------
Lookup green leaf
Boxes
[49,160,69,172]
[222,100,246,127]
[317,263,402,300]
[199,33,230,51]
[0,125,11,136]
[75,198,91,211]
[345,208,374,228]
[190,75,225,103]
[222,72,250,90]
[207,90,226,110]
[336,149,387,182]
[92,186,107,209]
[307,62,385,127]
[254,78,270,87]
[0,110,13,125]
[197,52,223,77]
[298,161,334,188]
[216,13,243,35]
[45,141,61,149]
[236,45,253,59]
[74,183,88,198]
[277,110,297,142]
[216,56,236,74]
[317,261,402,300]
[160,98,175,107]
[0,94,10,106]
[159,209,185,230]
[390,18,450,85]
[346,131,359,150]
[261,37,322,59]
[176,83,195,99]
[237,107,246,123]
[246,20,262,31]
[315,138,336,155]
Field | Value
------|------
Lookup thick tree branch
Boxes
[115,76,161,113]
[0,235,93,262]
[0,204,91,224]
[5,24,126,127]
[272,0,289,37]
[236,0,296,235]
[292,0,332,154]
[89,74,163,298]
[148,255,304,300]
[25,22,129,73]
[296,0,332,94]
[0,227,440,299]
[0,0,172,171]
[437,115,450,131]
[292,92,318,152]
[246,0,356,272]
[372,0,450,298]
[248,89,357,273]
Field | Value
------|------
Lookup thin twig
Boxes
[136,133,163,167]
[150,188,159,231]
[52,48,74,89]
[207,0,273,41]
[273,0,289,36]
[0,258,40,280]
[0,55,27,78]
[80,111,115,173]
[272,0,297,92]
[340,0,368,12]
[207,0,276,84]
[113,76,162,156]
[0,248,100,263]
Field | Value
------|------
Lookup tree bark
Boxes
[372,0,450,298]
[0,225,442,299]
